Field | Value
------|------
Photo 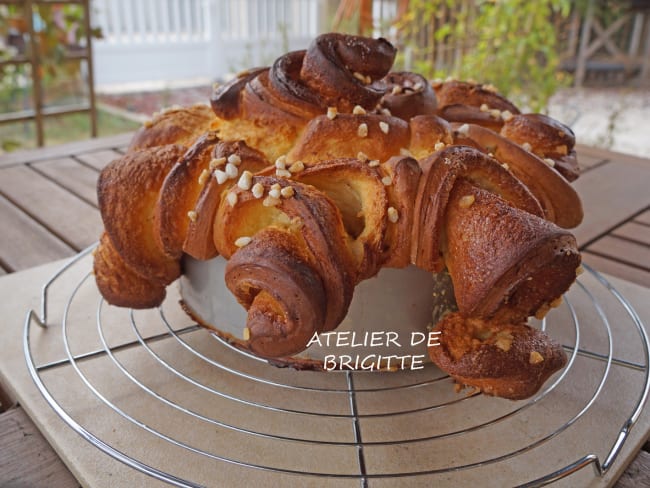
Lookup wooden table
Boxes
[0,134,649,487]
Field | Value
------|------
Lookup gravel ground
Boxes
[548,87,650,159]
[99,85,650,159]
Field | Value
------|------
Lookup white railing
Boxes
[91,0,325,88]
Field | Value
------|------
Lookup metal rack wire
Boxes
[23,245,650,487]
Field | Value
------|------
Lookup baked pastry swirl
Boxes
[94,33,583,399]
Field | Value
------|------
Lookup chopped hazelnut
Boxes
[226,192,238,206]
[387,206,399,223]
[234,236,252,247]
[237,170,253,190]
[198,169,210,185]
[225,163,238,179]
[353,105,367,115]
[288,161,305,173]
[227,154,241,166]
[357,123,369,138]
[458,195,475,208]
[529,351,544,364]
[209,157,226,170]
[543,158,556,167]
[263,195,281,207]
[379,121,390,134]
[251,182,264,199]
[280,186,295,198]
[214,169,228,185]
[187,210,198,222]
[326,107,338,120]
[457,124,470,136]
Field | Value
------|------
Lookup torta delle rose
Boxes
[94,33,583,399]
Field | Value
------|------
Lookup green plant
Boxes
[395,0,573,111]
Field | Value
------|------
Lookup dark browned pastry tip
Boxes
[210,67,267,120]
[225,228,328,358]
[376,71,437,120]
[429,312,567,400]
[300,33,396,112]
[444,180,580,322]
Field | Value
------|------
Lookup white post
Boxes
[206,0,225,80]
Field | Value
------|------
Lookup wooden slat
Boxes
[0,195,74,271]
[613,221,650,245]
[573,159,650,247]
[0,132,133,168]
[635,210,650,226]
[582,252,650,288]
[75,149,123,171]
[0,166,102,252]
[587,235,650,267]
[577,152,608,171]
[0,408,79,488]
[32,157,99,207]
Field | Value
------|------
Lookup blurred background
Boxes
[1,0,648,156]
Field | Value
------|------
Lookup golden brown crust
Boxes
[434,80,520,131]
[128,104,215,151]
[412,145,544,273]
[429,312,567,400]
[181,140,271,260]
[455,123,583,228]
[408,115,454,159]
[154,132,221,259]
[97,145,184,284]
[214,176,356,332]
[94,232,166,308]
[93,34,584,398]
[287,113,410,164]
[500,113,579,181]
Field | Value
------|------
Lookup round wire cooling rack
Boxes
[23,245,650,488]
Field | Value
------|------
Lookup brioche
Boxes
[94,33,584,399]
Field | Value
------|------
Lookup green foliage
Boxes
[396,0,573,111]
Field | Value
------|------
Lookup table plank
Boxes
[587,235,650,270]
[31,157,100,207]
[581,252,650,288]
[573,159,650,247]
[0,166,102,254]
[613,221,650,245]
[0,407,79,488]
[635,210,650,226]
[0,195,74,271]
[74,149,123,172]
[0,133,133,168]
